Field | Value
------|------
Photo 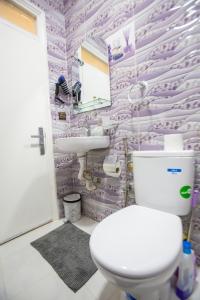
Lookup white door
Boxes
[0,1,57,244]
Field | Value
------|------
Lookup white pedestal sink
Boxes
[55,136,110,181]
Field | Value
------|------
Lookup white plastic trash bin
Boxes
[63,193,81,223]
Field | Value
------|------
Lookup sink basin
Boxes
[55,136,110,182]
[55,136,110,154]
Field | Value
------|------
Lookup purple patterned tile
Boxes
[64,0,200,263]
[28,0,200,264]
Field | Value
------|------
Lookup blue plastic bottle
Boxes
[176,241,196,299]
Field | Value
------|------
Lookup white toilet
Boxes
[90,142,194,300]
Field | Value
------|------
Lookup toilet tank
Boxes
[132,151,195,216]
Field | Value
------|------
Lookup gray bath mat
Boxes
[31,222,97,292]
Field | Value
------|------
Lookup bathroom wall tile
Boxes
[64,0,200,263]
[30,0,65,15]
[28,0,200,265]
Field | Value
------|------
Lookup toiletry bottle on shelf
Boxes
[176,241,196,299]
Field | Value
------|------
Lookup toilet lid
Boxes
[90,205,182,279]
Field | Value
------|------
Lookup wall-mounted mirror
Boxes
[72,37,111,114]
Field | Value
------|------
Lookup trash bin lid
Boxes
[63,193,81,203]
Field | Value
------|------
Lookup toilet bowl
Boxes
[90,144,194,300]
[90,205,183,300]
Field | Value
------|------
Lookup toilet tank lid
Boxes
[132,150,194,157]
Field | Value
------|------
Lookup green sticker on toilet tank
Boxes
[180,185,192,199]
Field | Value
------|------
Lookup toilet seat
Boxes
[90,205,182,279]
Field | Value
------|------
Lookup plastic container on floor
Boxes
[63,193,81,223]
[176,241,196,299]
